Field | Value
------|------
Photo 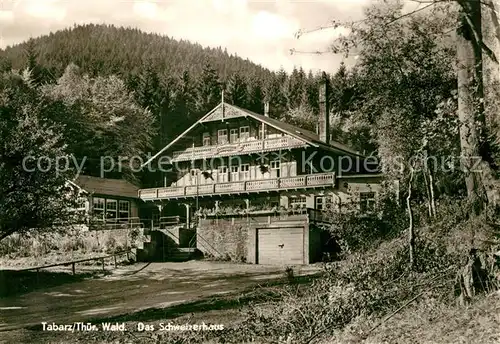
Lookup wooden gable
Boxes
[200,104,246,122]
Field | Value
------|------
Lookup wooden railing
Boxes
[307,208,332,224]
[159,216,185,227]
[171,136,306,161]
[90,217,144,231]
[17,249,136,277]
[138,172,335,200]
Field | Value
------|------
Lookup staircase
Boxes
[168,247,200,262]
[134,226,201,262]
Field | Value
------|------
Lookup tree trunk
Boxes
[481,0,500,205]
[482,0,500,129]
[456,1,490,211]
[407,168,415,268]
[428,168,437,216]
[423,168,433,217]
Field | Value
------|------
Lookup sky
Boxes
[0,0,373,73]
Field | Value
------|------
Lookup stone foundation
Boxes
[197,218,250,261]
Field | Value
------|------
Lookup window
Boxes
[76,197,86,210]
[240,164,250,180]
[360,192,376,212]
[202,132,211,146]
[315,196,332,211]
[239,126,250,141]
[106,199,117,220]
[230,165,239,181]
[230,128,238,143]
[270,160,280,178]
[119,200,130,220]
[315,196,324,211]
[218,165,228,182]
[218,129,228,144]
[290,196,307,209]
[93,197,105,220]
[190,169,199,185]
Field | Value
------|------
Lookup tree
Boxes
[246,76,264,113]
[0,72,80,240]
[284,106,317,133]
[195,62,222,114]
[43,64,155,178]
[455,0,500,211]
[23,39,53,85]
[284,67,307,110]
[135,62,163,115]
[225,72,248,107]
[264,68,288,119]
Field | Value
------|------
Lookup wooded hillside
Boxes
[0,24,353,154]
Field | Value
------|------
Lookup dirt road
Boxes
[0,261,320,332]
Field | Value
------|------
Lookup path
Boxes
[0,261,320,331]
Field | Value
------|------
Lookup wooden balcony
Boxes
[171,136,306,162]
[138,172,335,201]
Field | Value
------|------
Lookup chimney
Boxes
[264,102,270,117]
[318,72,330,145]
[221,90,225,119]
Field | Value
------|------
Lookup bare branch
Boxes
[296,1,437,40]
[289,49,331,55]
[292,1,439,56]
[384,2,437,25]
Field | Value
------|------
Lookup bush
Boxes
[104,236,117,253]
[0,227,137,265]
[326,192,407,256]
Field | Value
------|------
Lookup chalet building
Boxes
[71,175,143,229]
[138,76,385,265]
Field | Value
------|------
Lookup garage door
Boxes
[257,227,304,265]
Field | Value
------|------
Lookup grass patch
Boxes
[0,227,143,268]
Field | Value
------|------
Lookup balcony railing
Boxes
[171,136,306,162]
[138,172,335,200]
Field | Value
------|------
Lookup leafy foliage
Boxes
[326,189,407,256]
[0,71,80,240]
[42,64,155,177]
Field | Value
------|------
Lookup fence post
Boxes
[126,250,130,261]
[72,262,75,275]
[126,228,129,251]
[36,268,39,286]
[101,258,105,272]
[114,255,117,268]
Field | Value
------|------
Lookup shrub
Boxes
[326,192,407,256]
[104,236,117,253]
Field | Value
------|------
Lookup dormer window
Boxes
[218,129,228,144]
[240,126,250,141]
[202,132,211,146]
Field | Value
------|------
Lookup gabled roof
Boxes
[229,104,362,156]
[73,175,140,199]
[142,102,363,167]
